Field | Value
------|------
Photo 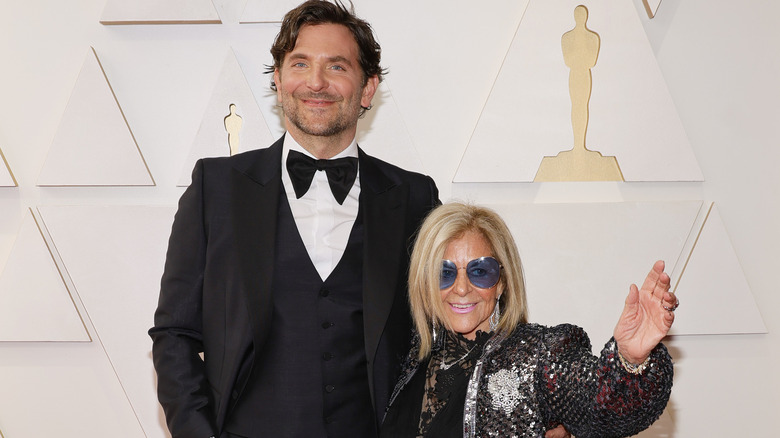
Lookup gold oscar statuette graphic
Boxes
[534,5,624,182]
[224,103,243,156]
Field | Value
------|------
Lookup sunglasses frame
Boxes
[439,256,502,290]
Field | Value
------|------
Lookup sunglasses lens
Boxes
[467,257,501,289]
[439,257,501,289]
[440,260,458,289]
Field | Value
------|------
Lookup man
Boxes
[149,1,438,437]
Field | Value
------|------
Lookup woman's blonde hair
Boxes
[409,202,528,359]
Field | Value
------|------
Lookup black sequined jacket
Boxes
[385,323,673,438]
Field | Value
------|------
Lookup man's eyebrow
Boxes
[326,55,353,66]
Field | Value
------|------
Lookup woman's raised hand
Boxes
[613,260,677,364]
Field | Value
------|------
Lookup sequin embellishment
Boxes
[487,367,521,417]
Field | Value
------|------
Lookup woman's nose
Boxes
[452,269,470,296]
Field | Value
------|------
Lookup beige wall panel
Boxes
[38,205,176,438]
[178,49,275,186]
[0,210,88,342]
[240,0,302,23]
[456,0,702,182]
[650,335,776,436]
[100,0,220,24]
[354,84,428,175]
[0,344,145,437]
[670,203,766,335]
[36,48,154,187]
[487,201,744,346]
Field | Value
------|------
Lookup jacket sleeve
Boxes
[148,159,217,438]
[537,324,673,438]
[424,174,441,210]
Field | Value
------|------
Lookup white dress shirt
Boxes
[281,135,361,281]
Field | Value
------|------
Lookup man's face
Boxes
[274,23,378,142]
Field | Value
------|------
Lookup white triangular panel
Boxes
[178,49,274,186]
[0,345,146,437]
[456,0,702,182]
[240,0,301,23]
[356,84,427,175]
[37,205,176,437]
[100,0,220,24]
[643,0,662,18]
[670,203,766,335]
[37,48,154,186]
[0,210,88,341]
[487,200,762,344]
[489,201,702,346]
[0,146,17,187]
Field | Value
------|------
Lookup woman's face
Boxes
[439,230,501,340]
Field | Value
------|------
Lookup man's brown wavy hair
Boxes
[267,0,385,91]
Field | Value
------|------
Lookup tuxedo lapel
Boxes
[358,149,410,373]
[230,138,284,351]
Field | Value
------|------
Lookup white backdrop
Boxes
[0,0,778,436]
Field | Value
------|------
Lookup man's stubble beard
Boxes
[281,91,361,138]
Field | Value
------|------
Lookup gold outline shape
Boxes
[100,0,221,25]
[672,202,713,294]
[642,0,662,19]
[534,5,624,182]
[0,146,18,187]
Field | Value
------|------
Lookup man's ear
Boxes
[273,68,282,103]
[361,75,379,108]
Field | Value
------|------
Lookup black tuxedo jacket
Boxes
[150,137,439,438]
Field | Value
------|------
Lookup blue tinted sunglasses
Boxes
[440,257,502,290]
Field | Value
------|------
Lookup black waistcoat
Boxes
[224,193,376,437]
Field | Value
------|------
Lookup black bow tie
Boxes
[286,149,358,205]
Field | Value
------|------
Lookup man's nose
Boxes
[306,67,327,91]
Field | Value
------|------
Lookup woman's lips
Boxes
[449,303,476,314]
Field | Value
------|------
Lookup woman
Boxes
[381,203,676,438]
